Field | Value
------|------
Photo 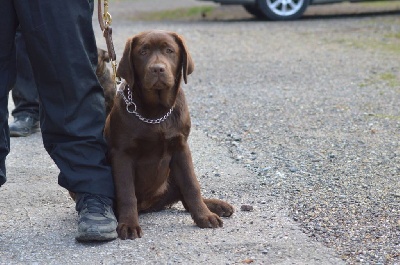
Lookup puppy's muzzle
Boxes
[150,63,166,76]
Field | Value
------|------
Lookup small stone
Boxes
[241,205,254,211]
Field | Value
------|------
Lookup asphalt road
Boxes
[0,1,399,264]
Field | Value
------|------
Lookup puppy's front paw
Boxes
[194,213,223,228]
[204,199,234,217]
[117,222,143,240]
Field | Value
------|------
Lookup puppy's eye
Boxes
[166,48,174,54]
[139,49,147,55]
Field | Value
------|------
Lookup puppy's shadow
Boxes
[139,203,191,228]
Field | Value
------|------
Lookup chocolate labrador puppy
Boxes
[104,30,234,240]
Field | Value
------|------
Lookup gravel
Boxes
[181,18,400,264]
[1,1,399,264]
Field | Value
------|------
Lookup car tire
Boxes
[257,0,309,20]
[243,4,265,19]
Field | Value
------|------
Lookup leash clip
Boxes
[102,0,112,26]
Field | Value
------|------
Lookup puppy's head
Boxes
[117,30,194,107]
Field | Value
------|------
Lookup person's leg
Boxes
[15,0,117,241]
[12,29,40,119]
[16,0,113,198]
[10,29,40,137]
[0,0,18,187]
[11,0,93,136]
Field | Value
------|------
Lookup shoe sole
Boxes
[10,127,40,137]
[75,230,118,242]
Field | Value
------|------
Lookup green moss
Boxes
[380,72,399,88]
[132,6,216,21]
[369,114,400,121]
[328,17,400,54]
[380,72,396,81]
[385,32,400,39]
[360,72,399,91]
[359,0,400,8]
[342,38,400,54]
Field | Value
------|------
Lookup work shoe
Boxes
[9,115,40,137]
[75,193,118,242]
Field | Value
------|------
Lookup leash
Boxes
[98,0,120,88]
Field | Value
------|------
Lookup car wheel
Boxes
[257,0,309,20]
[243,4,265,19]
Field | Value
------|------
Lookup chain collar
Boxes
[117,82,174,124]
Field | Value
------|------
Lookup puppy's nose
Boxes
[150,64,166,74]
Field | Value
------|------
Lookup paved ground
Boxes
[0,0,399,264]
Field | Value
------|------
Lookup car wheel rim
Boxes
[265,0,304,16]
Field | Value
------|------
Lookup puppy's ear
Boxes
[117,37,135,86]
[172,33,194,84]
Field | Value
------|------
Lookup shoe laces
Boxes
[15,115,36,123]
[76,193,112,216]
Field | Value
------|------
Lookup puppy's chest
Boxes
[132,130,184,159]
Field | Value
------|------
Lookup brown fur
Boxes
[96,48,116,116]
[104,30,234,240]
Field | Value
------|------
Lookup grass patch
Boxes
[332,36,400,54]
[385,32,400,39]
[360,71,400,92]
[368,113,400,121]
[358,0,400,8]
[132,6,216,21]
[380,72,399,87]
[328,17,400,54]
[379,73,400,89]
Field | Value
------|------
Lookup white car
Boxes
[197,0,395,20]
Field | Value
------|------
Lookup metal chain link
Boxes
[118,84,174,124]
